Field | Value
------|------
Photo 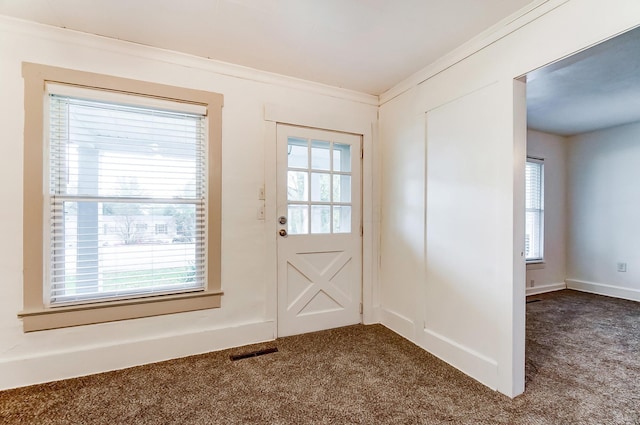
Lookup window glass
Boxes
[311,205,331,234]
[287,171,309,202]
[311,173,331,202]
[286,137,354,235]
[287,137,308,169]
[48,92,206,305]
[288,205,309,235]
[333,143,351,172]
[333,206,352,234]
[525,160,544,261]
[311,140,331,171]
[333,174,351,203]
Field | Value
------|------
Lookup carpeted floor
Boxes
[1,289,639,424]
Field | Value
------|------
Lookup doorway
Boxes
[523,25,640,298]
[276,124,362,337]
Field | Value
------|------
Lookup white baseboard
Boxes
[380,308,414,341]
[0,320,275,391]
[380,309,498,391]
[526,282,566,296]
[565,279,640,302]
[363,305,381,325]
[420,327,498,391]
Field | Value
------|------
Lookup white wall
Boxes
[423,81,524,390]
[378,0,640,397]
[0,17,378,390]
[378,87,425,341]
[526,130,567,295]
[566,121,640,301]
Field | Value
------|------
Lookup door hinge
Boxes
[359,303,363,314]
[360,148,364,159]
[360,224,363,237]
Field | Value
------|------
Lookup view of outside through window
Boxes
[525,160,544,261]
[287,137,352,235]
[48,93,206,304]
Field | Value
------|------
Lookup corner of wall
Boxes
[380,308,415,341]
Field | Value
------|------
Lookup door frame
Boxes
[264,104,378,338]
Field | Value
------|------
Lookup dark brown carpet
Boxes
[1,290,639,424]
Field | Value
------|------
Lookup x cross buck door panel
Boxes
[276,124,362,337]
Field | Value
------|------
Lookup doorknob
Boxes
[279,229,288,237]
[278,216,287,225]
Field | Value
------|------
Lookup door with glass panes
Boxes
[276,124,362,337]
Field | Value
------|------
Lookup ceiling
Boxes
[0,0,536,95]
[527,25,640,136]
[2,1,637,134]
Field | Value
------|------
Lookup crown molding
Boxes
[0,15,379,107]
[379,0,570,106]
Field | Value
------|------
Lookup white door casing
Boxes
[276,124,362,337]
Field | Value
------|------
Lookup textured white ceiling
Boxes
[527,26,640,136]
[0,0,535,95]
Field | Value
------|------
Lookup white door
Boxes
[276,124,362,337]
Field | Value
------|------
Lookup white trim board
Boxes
[566,279,640,302]
[0,320,275,391]
[380,312,499,392]
[526,282,566,296]
[421,327,498,391]
[264,104,371,135]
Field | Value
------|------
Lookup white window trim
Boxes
[526,262,546,270]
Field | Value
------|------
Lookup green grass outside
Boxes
[63,266,196,293]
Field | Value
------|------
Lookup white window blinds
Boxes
[525,159,544,262]
[47,84,208,306]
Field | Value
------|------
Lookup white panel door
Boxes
[276,124,361,337]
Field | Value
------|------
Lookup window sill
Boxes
[526,261,545,270]
[18,290,223,332]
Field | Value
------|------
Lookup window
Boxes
[525,158,544,262]
[20,63,223,332]
[155,224,168,235]
[286,138,353,234]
